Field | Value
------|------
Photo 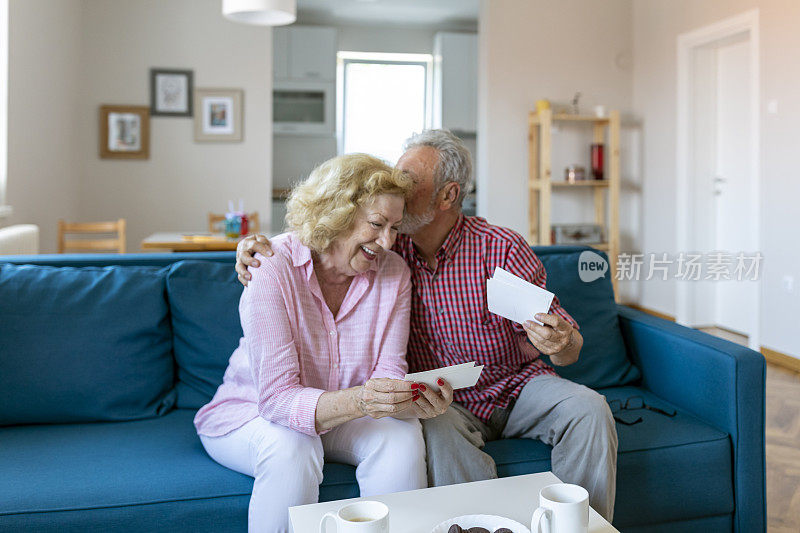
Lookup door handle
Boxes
[713,176,725,195]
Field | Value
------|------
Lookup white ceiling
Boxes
[297,0,479,28]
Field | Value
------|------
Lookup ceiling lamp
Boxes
[222,0,296,26]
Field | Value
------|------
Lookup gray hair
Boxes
[403,129,474,206]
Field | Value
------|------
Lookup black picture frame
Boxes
[150,68,194,117]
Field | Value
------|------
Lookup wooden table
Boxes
[290,472,618,533]
[141,232,240,252]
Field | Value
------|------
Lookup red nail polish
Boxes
[420,384,427,392]
[411,383,419,390]
[437,379,444,386]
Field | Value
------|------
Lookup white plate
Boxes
[431,514,531,533]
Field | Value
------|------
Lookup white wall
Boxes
[477,0,638,300]
[77,0,272,251]
[0,0,8,211]
[5,0,83,252]
[632,0,800,357]
[4,0,271,253]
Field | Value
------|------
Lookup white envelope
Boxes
[404,362,484,392]
[486,267,554,326]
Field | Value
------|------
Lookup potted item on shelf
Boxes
[564,165,586,183]
[551,224,604,245]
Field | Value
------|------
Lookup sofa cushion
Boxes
[167,261,244,408]
[484,386,733,527]
[0,409,358,531]
[0,264,175,425]
[533,246,640,388]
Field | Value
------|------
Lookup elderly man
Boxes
[236,130,617,521]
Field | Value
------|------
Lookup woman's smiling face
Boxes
[328,193,405,276]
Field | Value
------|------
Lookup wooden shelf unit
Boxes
[528,108,621,298]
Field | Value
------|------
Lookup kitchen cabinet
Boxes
[272,25,337,135]
[433,32,478,134]
[272,26,290,80]
[273,26,337,82]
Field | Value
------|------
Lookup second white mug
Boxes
[319,500,389,533]
[531,483,589,533]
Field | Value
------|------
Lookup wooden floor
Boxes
[765,364,800,532]
[699,327,800,532]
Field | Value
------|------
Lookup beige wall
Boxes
[78,0,272,251]
[632,0,800,357]
[5,0,83,252]
[478,0,798,357]
[6,0,273,253]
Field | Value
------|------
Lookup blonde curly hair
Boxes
[285,153,414,253]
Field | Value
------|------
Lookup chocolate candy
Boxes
[447,526,464,533]
[494,529,514,533]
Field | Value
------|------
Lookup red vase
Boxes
[591,143,604,180]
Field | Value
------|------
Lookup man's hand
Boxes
[235,234,273,286]
[355,378,416,419]
[523,313,582,366]
[410,378,454,419]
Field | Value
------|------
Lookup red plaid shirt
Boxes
[393,215,579,423]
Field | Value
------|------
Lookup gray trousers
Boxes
[421,374,618,522]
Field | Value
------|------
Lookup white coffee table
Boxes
[289,472,619,532]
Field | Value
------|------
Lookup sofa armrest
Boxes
[616,304,765,532]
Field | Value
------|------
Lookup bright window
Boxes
[338,52,431,165]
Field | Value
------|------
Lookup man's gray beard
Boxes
[399,207,435,235]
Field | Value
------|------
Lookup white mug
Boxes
[531,483,589,533]
[594,105,607,118]
[319,501,389,533]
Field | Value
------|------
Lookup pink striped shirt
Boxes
[193,232,412,437]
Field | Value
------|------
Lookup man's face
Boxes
[396,145,439,234]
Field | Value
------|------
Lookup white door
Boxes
[713,38,755,335]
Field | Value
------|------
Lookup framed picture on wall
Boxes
[194,88,243,142]
[150,68,193,117]
[99,105,150,159]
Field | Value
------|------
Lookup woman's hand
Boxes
[410,378,454,419]
[236,234,273,286]
[355,378,416,419]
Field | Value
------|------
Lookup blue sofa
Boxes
[0,247,765,532]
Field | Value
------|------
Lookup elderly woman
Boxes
[194,154,428,533]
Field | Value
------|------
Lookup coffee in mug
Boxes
[319,501,389,532]
[531,483,589,533]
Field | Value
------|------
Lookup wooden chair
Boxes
[208,212,259,234]
[58,219,126,253]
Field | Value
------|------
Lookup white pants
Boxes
[199,416,427,533]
